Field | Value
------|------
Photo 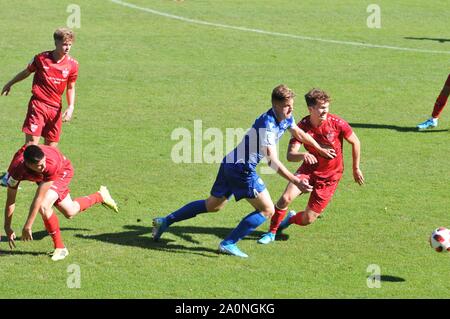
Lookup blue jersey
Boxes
[224,108,295,170]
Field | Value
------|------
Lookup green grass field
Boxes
[0,0,449,299]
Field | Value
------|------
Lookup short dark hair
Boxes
[24,145,45,164]
[304,88,331,107]
[272,84,296,103]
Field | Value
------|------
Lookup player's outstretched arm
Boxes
[345,132,364,185]
[62,81,76,122]
[4,186,18,249]
[289,125,336,159]
[1,68,32,96]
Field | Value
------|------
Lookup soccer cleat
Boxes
[0,172,9,187]
[417,118,438,130]
[257,232,275,244]
[278,210,297,231]
[99,186,119,213]
[218,242,248,258]
[51,247,69,261]
[152,217,169,241]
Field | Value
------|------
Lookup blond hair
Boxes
[271,84,296,102]
[53,28,75,43]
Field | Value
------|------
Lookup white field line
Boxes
[109,0,450,55]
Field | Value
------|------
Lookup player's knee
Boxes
[39,205,52,218]
[261,206,275,218]
[279,194,293,208]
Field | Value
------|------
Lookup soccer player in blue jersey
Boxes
[152,85,336,257]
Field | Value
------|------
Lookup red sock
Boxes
[74,192,103,212]
[432,74,450,118]
[432,94,449,118]
[42,213,64,249]
[290,211,306,226]
[269,207,287,233]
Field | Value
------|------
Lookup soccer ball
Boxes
[429,227,450,252]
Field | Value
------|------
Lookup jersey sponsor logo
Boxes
[30,124,38,132]
[7,176,19,188]
[62,68,69,78]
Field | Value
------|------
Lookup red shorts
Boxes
[49,160,74,204]
[22,97,62,142]
[295,172,340,214]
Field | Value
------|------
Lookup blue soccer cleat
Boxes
[152,217,169,241]
[257,232,275,244]
[218,242,248,258]
[417,118,438,130]
[278,210,297,231]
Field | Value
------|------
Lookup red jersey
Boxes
[7,145,71,189]
[290,114,353,180]
[27,51,79,108]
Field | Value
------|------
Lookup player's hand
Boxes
[293,176,313,193]
[353,168,365,185]
[5,227,16,249]
[62,106,74,122]
[21,227,33,242]
[319,147,336,159]
[303,153,318,165]
[1,85,11,96]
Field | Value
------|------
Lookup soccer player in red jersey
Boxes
[417,73,450,130]
[3,145,119,261]
[1,27,79,145]
[257,88,365,244]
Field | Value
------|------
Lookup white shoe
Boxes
[417,117,438,130]
[51,247,69,261]
[99,186,119,213]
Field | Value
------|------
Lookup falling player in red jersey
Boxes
[3,145,118,261]
[417,73,450,130]
[257,88,365,244]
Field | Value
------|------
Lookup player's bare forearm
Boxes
[4,187,17,230]
[63,82,76,121]
[2,69,31,95]
[265,147,297,184]
[346,133,364,185]
[66,82,76,108]
[290,126,336,159]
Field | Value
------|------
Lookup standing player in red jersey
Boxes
[257,88,365,244]
[1,28,78,185]
[3,145,119,261]
[417,73,450,130]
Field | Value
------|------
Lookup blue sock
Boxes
[222,211,267,245]
[166,200,207,226]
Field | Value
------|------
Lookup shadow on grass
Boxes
[0,228,91,257]
[74,224,267,258]
[349,123,449,133]
[0,249,48,257]
[380,275,406,282]
[0,228,92,242]
[404,36,450,43]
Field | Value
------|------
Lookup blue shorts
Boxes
[210,162,266,201]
